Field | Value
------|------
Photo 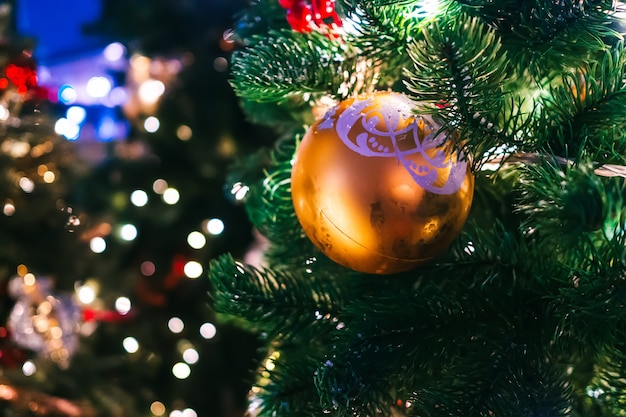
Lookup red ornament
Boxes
[286,2,313,33]
[279,0,341,35]
[312,0,336,19]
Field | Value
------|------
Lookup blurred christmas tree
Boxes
[208,1,626,416]
[0,0,272,416]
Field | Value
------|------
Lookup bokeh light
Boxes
[153,179,168,194]
[76,284,96,304]
[55,118,81,140]
[213,57,228,72]
[144,116,160,133]
[176,125,192,141]
[66,106,87,124]
[181,409,197,417]
[119,224,138,241]
[205,218,224,235]
[58,85,77,104]
[130,190,148,207]
[140,261,156,276]
[183,347,199,364]
[109,86,128,105]
[162,188,180,205]
[0,104,9,121]
[18,177,35,193]
[86,76,112,98]
[123,337,139,353]
[42,171,55,183]
[22,360,36,376]
[97,117,117,141]
[3,201,15,216]
[230,182,249,201]
[187,231,206,249]
[168,317,184,333]
[199,322,217,339]
[150,402,166,416]
[184,261,203,279]
[138,79,165,104]
[115,297,132,315]
[90,237,106,253]
[103,42,126,62]
[172,362,191,379]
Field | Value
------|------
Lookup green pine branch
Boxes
[517,160,606,243]
[250,353,324,417]
[208,253,349,342]
[232,0,291,41]
[531,45,626,163]
[231,29,370,103]
[451,0,621,75]
[243,135,302,243]
[404,13,529,169]
[338,1,425,86]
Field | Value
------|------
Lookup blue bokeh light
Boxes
[58,85,77,104]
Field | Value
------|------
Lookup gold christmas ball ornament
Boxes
[291,91,474,274]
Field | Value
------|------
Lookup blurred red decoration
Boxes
[0,50,50,102]
[5,64,37,93]
[82,308,133,323]
[0,327,28,369]
[134,254,189,307]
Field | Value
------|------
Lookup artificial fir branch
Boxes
[314,258,573,417]
[238,97,317,130]
[531,45,626,163]
[243,135,303,244]
[231,28,380,103]
[338,1,424,86]
[239,134,333,271]
[230,29,342,102]
[404,13,529,169]
[232,0,291,41]
[452,0,620,75]
[446,219,523,289]
[517,160,606,241]
[547,225,626,351]
[208,253,348,341]
[589,342,626,415]
[250,352,328,417]
[407,351,572,417]
[453,0,617,42]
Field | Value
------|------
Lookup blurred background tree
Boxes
[0,0,271,415]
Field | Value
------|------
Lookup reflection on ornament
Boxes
[291,91,474,274]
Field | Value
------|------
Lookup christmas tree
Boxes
[209,1,626,416]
